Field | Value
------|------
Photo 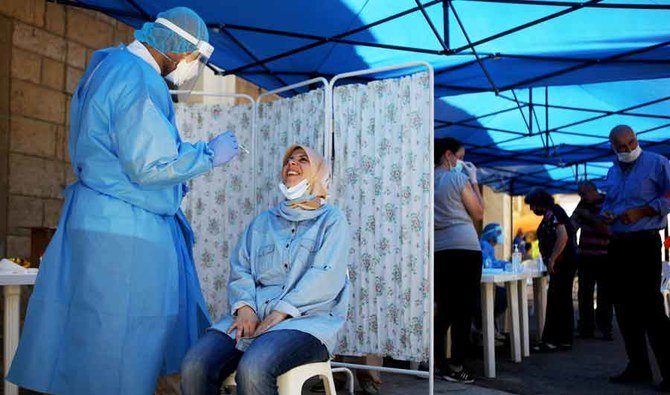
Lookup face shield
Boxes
[155,17,214,100]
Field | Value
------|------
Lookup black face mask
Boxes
[533,209,546,216]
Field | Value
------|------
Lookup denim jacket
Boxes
[210,201,350,354]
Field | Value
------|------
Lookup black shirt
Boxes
[537,204,577,262]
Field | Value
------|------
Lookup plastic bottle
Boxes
[484,257,492,269]
[512,245,522,273]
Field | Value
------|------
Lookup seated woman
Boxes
[474,223,508,335]
[181,145,350,395]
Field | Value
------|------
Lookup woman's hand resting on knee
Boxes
[253,311,289,337]
[228,306,260,341]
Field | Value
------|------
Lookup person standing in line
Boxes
[571,180,613,341]
[433,137,484,383]
[526,188,578,352]
[602,125,670,392]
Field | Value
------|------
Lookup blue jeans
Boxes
[180,329,329,395]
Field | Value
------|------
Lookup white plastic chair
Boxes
[662,261,670,318]
[223,360,354,395]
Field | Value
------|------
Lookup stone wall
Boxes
[0,0,134,259]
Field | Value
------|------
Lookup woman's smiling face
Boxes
[281,148,312,188]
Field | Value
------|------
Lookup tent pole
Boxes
[449,1,499,93]
[449,0,603,55]
[443,0,450,50]
[529,88,533,134]
[545,86,549,156]
[502,38,670,90]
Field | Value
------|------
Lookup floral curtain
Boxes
[174,103,255,322]
[331,72,432,361]
[255,89,326,212]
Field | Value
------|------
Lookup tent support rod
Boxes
[497,93,670,120]
[448,2,499,93]
[216,28,298,96]
[529,88,533,134]
[488,124,670,181]
[436,104,525,128]
[415,0,449,52]
[221,0,443,76]
[443,0,450,50]
[470,94,670,152]
[449,0,603,55]
[510,90,531,132]
[436,120,527,136]
[464,0,670,10]
[214,23,444,55]
[502,38,670,91]
[545,87,549,156]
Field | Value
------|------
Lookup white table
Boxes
[526,269,549,347]
[1,272,38,395]
[480,270,528,378]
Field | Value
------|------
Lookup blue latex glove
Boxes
[208,131,239,167]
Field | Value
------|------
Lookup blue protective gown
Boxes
[7,45,214,395]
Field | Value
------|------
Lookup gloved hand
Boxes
[208,131,239,167]
[462,161,478,183]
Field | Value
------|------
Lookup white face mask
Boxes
[279,178,310,200]
[496,234,505,245]
[165,59,199,87]
[614,145,642,163]
[450,159,464,173]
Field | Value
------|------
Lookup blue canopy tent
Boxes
[54,0,670,194]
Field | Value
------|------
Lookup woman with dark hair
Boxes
[433,137,484,383]
[525,187,578,352]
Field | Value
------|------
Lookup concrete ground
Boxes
[304,285,665,395]
[302,328,662,395]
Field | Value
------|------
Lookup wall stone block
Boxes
[66,8,114,48]
[10,116,57,157]
[8,195,43,230]
[9,154,65,198]
[13,22,66,62]
[11,79,66,124]
[10,48,41,84]
[45,2,66,35]
[42,58,65,91]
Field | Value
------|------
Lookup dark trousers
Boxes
[577,254,613,335]
[609,231,670,380]
[542,257,577,345]
[434,249,482,368]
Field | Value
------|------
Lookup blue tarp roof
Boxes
[66,0,670,194]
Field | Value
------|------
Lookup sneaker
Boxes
[531,342,558,353]
[441,367,475,384]
[609,367,652,384]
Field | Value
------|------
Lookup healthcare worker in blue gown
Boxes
[7,7,238,395]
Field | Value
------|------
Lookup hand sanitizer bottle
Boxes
[512,245,522,273]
